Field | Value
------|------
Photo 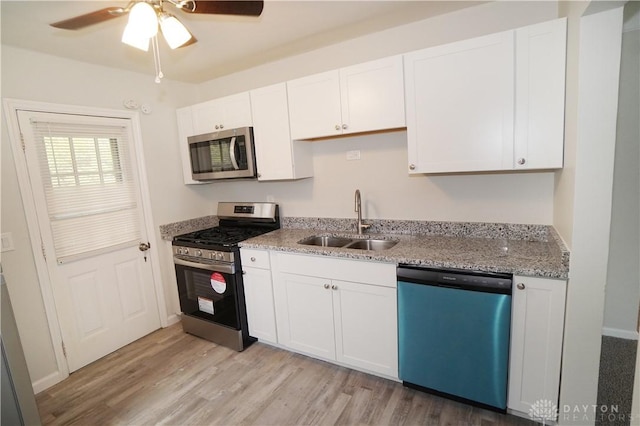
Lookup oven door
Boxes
[174,258,241,330]
[188,127,256,180]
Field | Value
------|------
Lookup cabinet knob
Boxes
[409,164,416,171]
[517,283,525,290]
[331,284,338,290]
[250,257,256,262]
[220,124,224,129]
[335,124,341,131]
[342,124,348,130]
[257,173,261,178]
[215,124,220,130]
[324,283,330,289]
[517,158,526,166]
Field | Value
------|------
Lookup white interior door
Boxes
[15,110,161,373]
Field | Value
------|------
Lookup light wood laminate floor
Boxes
[36,324,535,425]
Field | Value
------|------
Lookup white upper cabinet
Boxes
[191,92,252,134]
[405,31,515,173]
[514,18,567,170]
[405,17,567,174]
[176,106,205,185]
[287,56,405,140]
[249,83,313,181]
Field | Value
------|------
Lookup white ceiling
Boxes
[1,0,483,83]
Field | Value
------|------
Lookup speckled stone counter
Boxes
[239,219,570,279]
[159,215,218,240]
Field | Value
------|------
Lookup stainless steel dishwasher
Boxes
[397,265,512,412]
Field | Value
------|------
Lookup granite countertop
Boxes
[239,221,569,279]
[160,215,569,279]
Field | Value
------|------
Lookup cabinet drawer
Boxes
[240,248,270,269]
[274,252,396,288]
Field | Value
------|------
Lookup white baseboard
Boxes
[32,370,67,394]
[602,327,639,340]
[165,313,181,327]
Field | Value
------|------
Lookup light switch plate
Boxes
[1,233,15,252]
[346,150,361,161]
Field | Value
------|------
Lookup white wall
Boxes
[602,1,640,340]
[1,0,562,390]
[557,5,624,424]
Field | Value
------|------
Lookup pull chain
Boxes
[151,36,164,83]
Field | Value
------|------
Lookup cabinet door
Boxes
[176,106,206,185]
[332,280,398,379]
[191,92,252,134]
[340,56,405,134]
[514,18,567,170]
[243,267,278,344]
[274,273,335,360]
[192,99,225,134]
[404,31,515,173]
[220,92,253,130]
[250,83,313,181]
[287,70,342,140]
[508,276,566,417]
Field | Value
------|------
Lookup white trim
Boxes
[165,313,181,327]
[31,371,67,394]
[602,327,640,340]
[2,98,169,390]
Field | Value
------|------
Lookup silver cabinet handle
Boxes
[517,158,526,166]
[250,257,256,262]
[215,124,220,130]
[517,283,525,290]
[409,164,416,171]
[342,124,348,130]
[220,124,224,129]
[331,284,338,290]
[324,283,330,289]
[335,124,341,131]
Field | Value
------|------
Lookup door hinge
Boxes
[20,133,25,151]
[62,341,67,358]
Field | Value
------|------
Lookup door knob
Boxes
[138,242,151,252]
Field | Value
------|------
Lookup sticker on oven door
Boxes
[210,272,227,294]
[197,297,214,315]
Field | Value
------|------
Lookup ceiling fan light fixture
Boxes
[122,23,150,51]
[159,14,193,49]
[126,2,158,38]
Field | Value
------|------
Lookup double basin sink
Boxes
[298,235,398,251]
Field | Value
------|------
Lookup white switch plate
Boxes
[346,150,361,161]
[1,233,15,252]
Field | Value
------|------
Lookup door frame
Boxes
[3,98,168,391]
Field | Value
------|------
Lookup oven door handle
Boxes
[173,257,235,274]
[229,136,240,170]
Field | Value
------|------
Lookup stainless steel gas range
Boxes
[172,202,279,351]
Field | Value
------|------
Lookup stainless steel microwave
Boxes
[188,127,256,181]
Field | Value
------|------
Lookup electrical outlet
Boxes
[346,150,361,161]
[1,233,15,252]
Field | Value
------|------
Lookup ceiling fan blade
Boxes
[50,7,126,30]
[183,1,264,17]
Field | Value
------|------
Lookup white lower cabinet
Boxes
[240,249,278,345]
[272,252,398,379]
[508,275,567,418]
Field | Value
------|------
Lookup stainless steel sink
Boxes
[298,235,398,251]
[344,239,398,251]
[297,235,354,247]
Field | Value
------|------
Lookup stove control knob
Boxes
[216,252,224,261]
[177,248,183,255]
[183,248,189,255]
[195,250,202,257]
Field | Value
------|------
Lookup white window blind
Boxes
[30,118,141,263]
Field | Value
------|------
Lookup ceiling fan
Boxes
[50,1,264,32]
[50,1,264,82]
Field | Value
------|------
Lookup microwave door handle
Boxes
[229,136,240,170]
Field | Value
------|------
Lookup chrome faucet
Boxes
[354,189,371,235]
